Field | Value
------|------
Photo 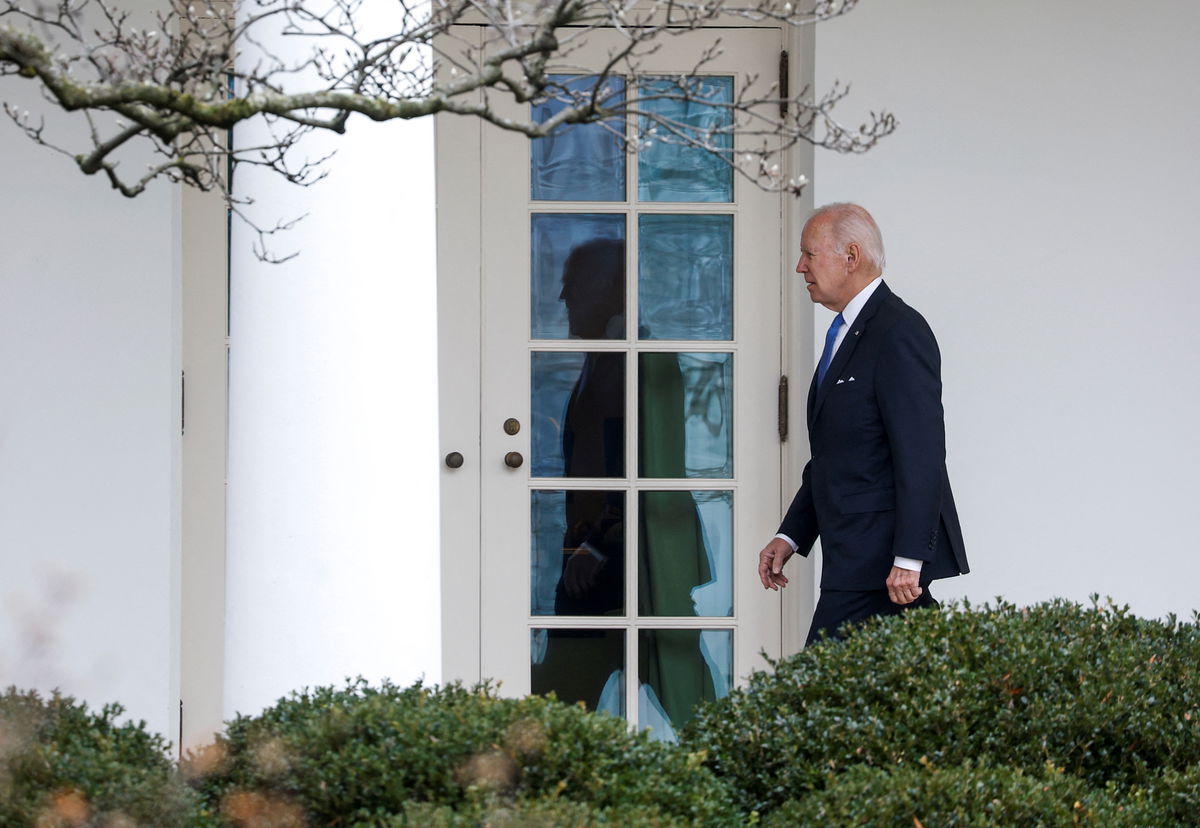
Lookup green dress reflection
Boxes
[638,352,717,731]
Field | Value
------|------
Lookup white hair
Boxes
[808,202,886,271]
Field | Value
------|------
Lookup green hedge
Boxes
[682,598,1200,815]
[0,688,203,827]
[764,762,1107,827]
[1100,764,1200,826]
[766,762,1200,827]
[6,600,1199,826]
[193,679,738,826]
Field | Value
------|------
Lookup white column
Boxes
[226,10,440,718]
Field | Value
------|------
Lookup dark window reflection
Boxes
[531,214,625,340]
[531,628,625,715]
[532,490,625,616]
[531,352,626,478]
[561,237,626,339]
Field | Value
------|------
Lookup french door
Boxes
[443,26,786,739]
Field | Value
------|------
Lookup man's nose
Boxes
[795,257,805,273]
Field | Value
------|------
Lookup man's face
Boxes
[796,218,853,311]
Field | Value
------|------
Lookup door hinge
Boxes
[779,51,789,118]
[180,370,186,435]
[778,375,789,441]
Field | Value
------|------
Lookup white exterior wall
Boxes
[0,86,181,737]
[813,0,1200,618]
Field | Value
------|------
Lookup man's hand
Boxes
[885,566,923,605]
[758,538,794,590]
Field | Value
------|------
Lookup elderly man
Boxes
[758,203,968,645]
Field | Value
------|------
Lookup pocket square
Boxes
[836,379,845,384]
[848,377,856,382]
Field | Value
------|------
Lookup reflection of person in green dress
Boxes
[638,353,718,733]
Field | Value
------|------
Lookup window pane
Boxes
[532,628,625,716]
[532,214,625,340]
[638,214,732,341]
[638,629,732,741]
[532,75,626,202]
[532,490,626,617]
[639,490,732,617]
[639,352,732,479]
[637,76,733,203]
[532,352,626,479]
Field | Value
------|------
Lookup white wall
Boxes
[225,18,441,716]
[0,84,181,737]
[813,0,1200,618]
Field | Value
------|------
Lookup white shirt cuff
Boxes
[893,556,924,572]
[580,542,608,563]
[774,533,799,553]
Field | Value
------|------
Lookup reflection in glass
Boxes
[532,75,626,202]
[638,629,732,741]
[637,76,733,202]
[639,352,732,479]
[639,490,731,617]
[532,628,625,715]
[531,352,626,478]
[532,214,625,340]
[532,490,625,616]
[638,214,733,340]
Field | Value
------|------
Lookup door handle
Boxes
[503,451,524,469]
[445,451,464,469]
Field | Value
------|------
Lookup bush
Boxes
[1095,764,1200,826]
[0,687,203,827]
[682,599,1200,814]
[193,679,738,826]
[764,762,1112,827]
[386,797,702,827]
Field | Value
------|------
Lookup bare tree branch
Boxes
[1,0,896,252]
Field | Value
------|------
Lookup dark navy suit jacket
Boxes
[778,282,968,590]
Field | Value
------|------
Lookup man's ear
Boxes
[844,241,862,271]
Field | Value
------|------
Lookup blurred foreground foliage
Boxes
[2,598,1198,826]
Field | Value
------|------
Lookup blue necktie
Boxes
[817,313,845,386]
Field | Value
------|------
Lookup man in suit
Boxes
[758,203,968,645]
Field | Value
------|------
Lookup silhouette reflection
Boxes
[556,238,626,616]
[531,237,724,732]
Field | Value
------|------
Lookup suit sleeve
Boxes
[777,459,819,556]
[876,315,946,562]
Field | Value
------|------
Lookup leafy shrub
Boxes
[682,599,1200,814]
[0,687,203,827]
[1094,764,1200,826]
[193,679,738,826]
[386,797,701,827]
[764,762,1111,827]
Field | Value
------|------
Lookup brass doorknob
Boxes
[445,451,464,469]
[504,451,524,469]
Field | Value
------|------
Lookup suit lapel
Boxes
[809,282,892,427]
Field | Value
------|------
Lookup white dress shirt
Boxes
[775,276,924,573]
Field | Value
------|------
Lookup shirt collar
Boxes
[840,275,884,329]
